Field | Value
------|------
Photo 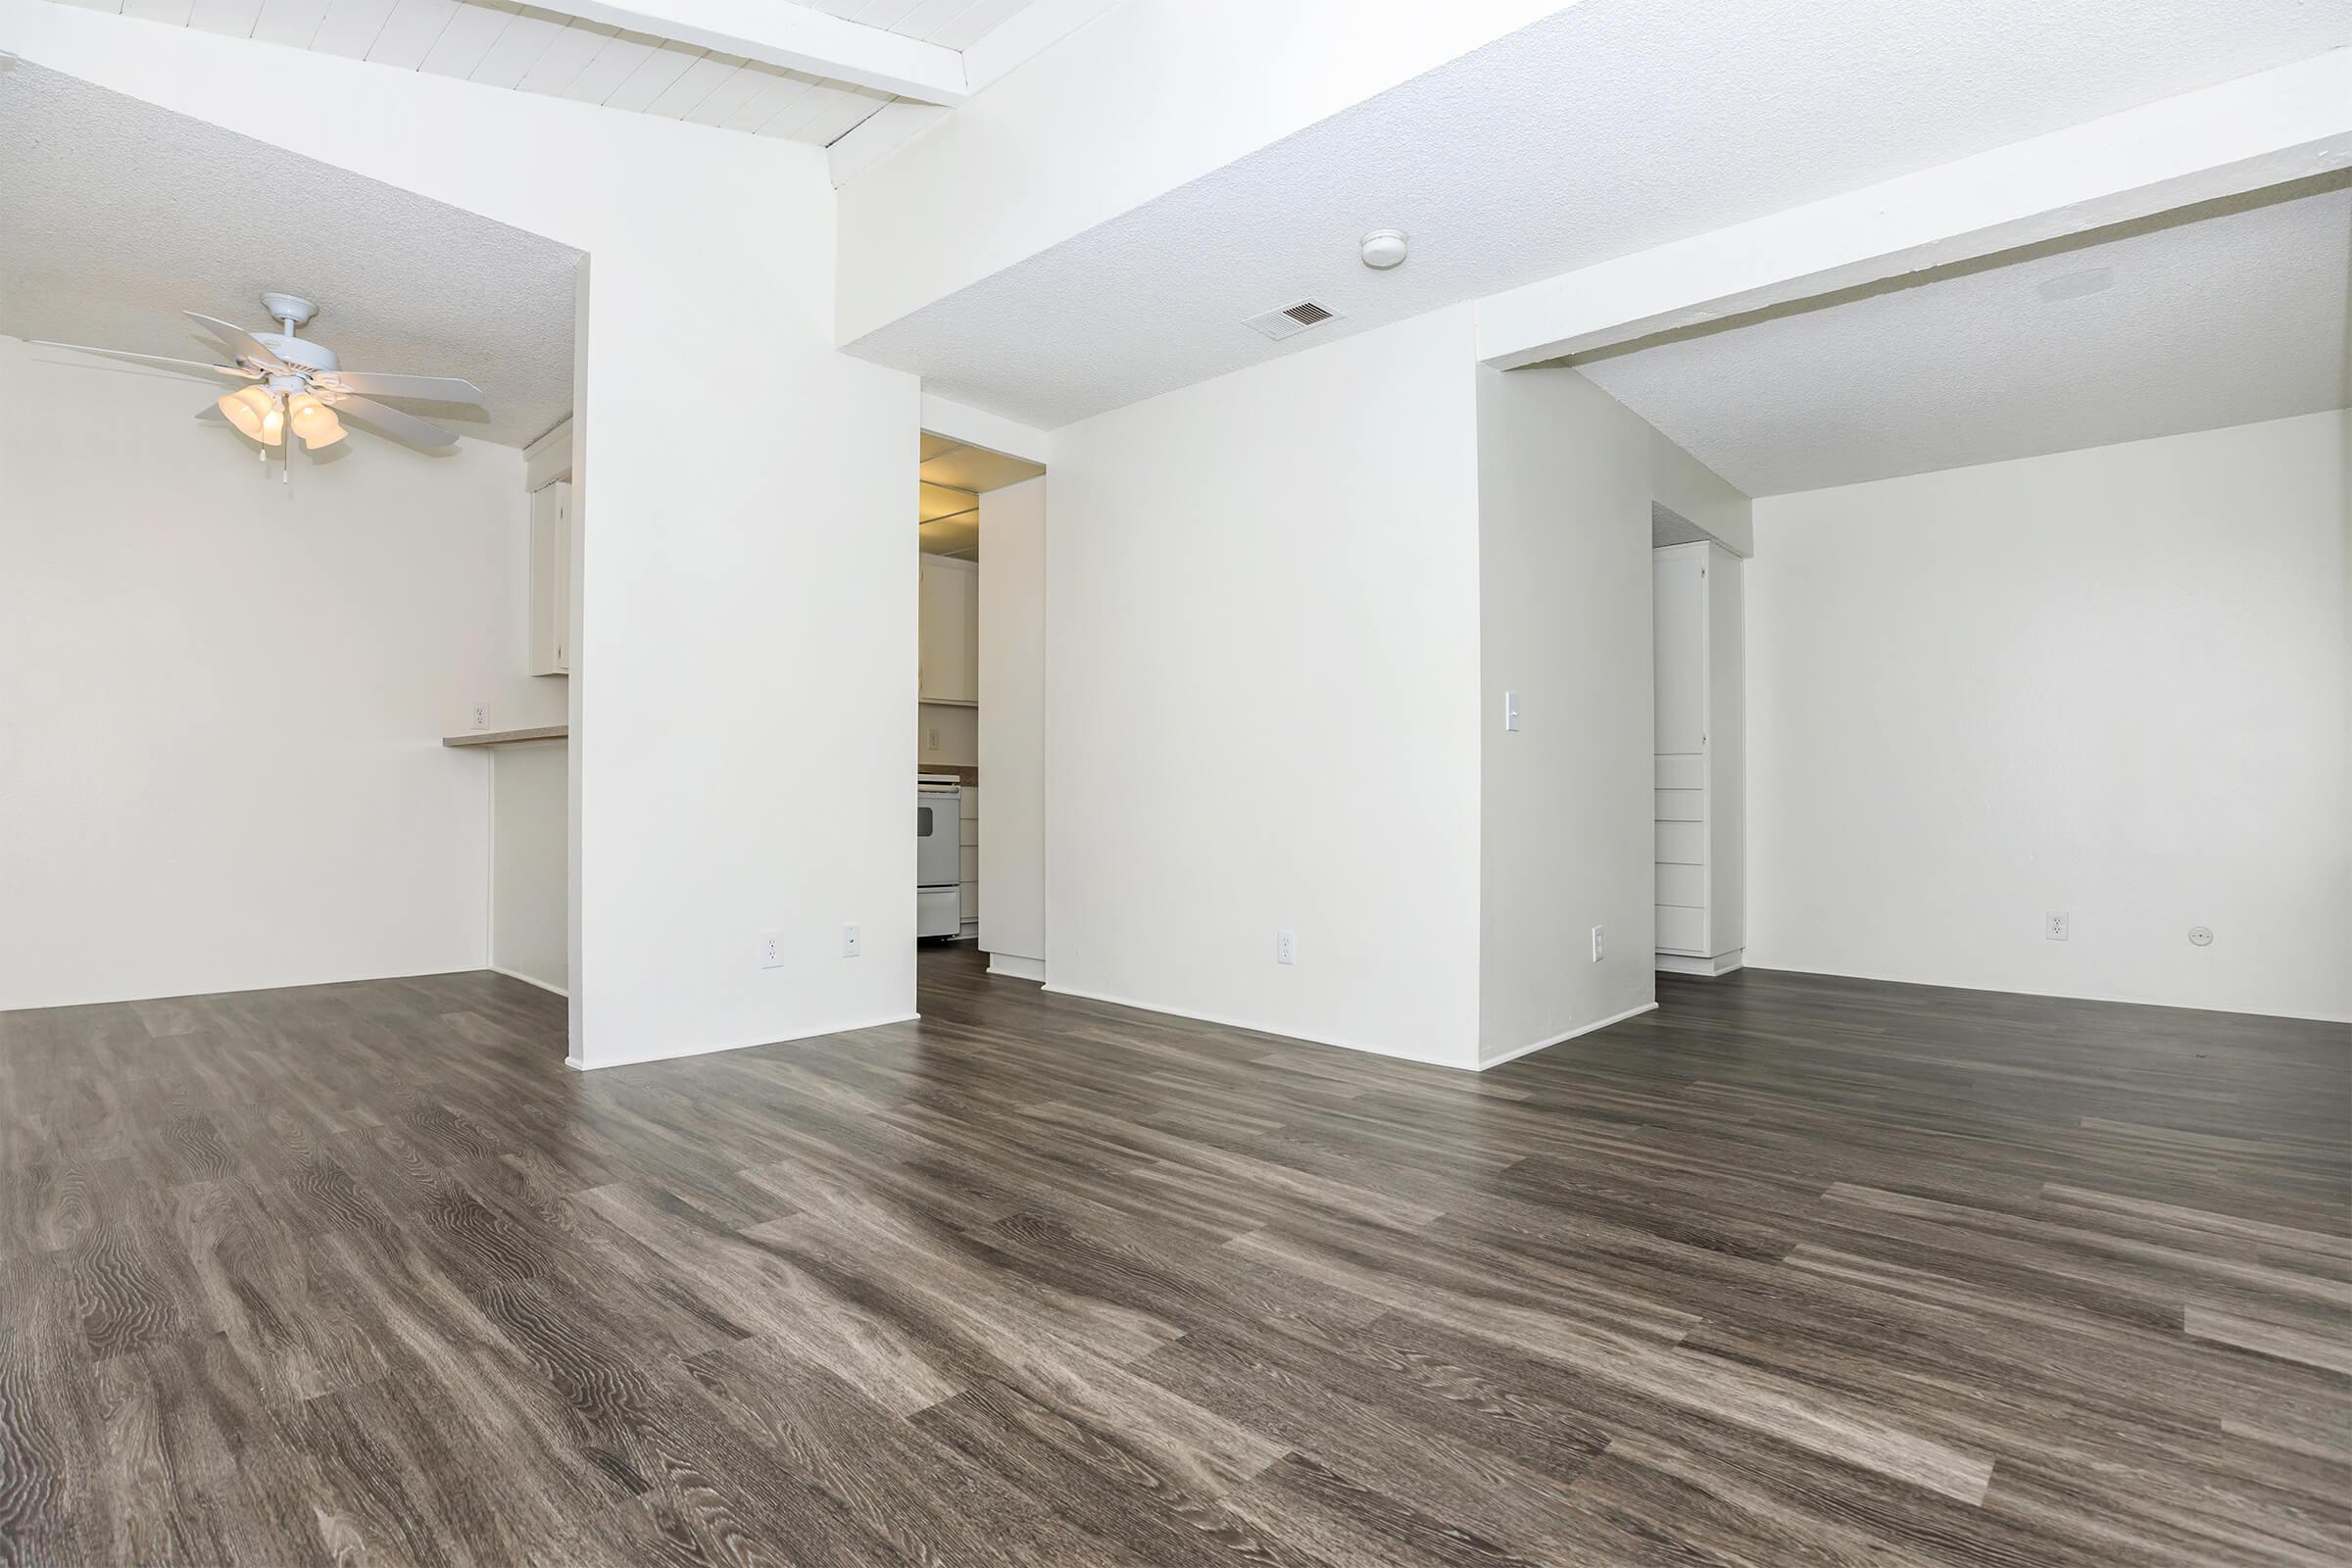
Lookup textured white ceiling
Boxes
[0,61,579,447]
[843,0,2352,430]
[1581,182,2352,497]
[1650,503,1716,549]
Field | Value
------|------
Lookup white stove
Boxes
[916,776,962,939]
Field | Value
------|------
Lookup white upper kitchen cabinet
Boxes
[919,555,979,705]
[529,478,571,677]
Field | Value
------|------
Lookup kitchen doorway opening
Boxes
[914,433,1046,979]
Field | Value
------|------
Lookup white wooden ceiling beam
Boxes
[527,0,970,104]
[1478,50,2352,369]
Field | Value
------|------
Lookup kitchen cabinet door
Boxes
[530,480,571,677]
[918,557,978,704]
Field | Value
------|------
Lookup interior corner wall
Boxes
[1746,410,2351,1022]
[7,3,918,1064]
[1474,364,1751,1064]
[0,334,554,1009]
[1043,307,1487,1066]
[977,476,1047,971]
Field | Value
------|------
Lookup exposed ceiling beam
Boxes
[1478,50,2352,369]
[527,0,969,104]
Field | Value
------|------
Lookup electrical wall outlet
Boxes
[758,932,783,969]
[469,703,489,729]
[925,726,941,754]
[1276,929,1296,965]
[2045,911,2070,941]
[1591,924,1604,961]
[842,924,861,958]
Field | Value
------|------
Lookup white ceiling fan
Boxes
[31,291,485,465]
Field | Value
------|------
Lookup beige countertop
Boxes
[444,724,568,749]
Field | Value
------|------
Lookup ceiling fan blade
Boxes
[323,370,486,405]
[186,312,291,372]
[328,394,458,450]
[28,341,258,381]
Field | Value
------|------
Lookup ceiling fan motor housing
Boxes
[255,333,339,374]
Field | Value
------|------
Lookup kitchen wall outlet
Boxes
[842,923,861,958]
[1591,924,1604,961]
[758,932,783,968]
[1276,929,1296,966]
[925,726,941,754]
[2045,911,2070,941]
[469,703,489,729]
[1502,690,1520,732]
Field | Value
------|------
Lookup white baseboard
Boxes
[1656,949,1743,977]
[491,964,568,998]
[2,962,491,1014]
[1040,982,1477,1070]
[1480,1001,1659,1069]
[566,1010,920,1071]
[987,954,1046,982]
[1740,962,2352,1026]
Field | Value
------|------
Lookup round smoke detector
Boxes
[1359,228,1409,270]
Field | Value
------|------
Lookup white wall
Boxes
[0,335,558,1008]
[978,476,1047,974]
[1747,410,2350,1022]
[1044,307,1486,1065]
[1476,364,1750,1063]
[2,2,920,1065]
[838,0,1565,343]
[492,741,569,996]
[917,701,978,767]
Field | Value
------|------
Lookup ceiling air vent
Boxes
[1243,299,1343,341]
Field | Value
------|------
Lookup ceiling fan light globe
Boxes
[219,384,274,440]
[301,411,347,451]
[286,391,336,442]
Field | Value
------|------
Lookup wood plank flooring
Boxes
[2,946,2345,1565]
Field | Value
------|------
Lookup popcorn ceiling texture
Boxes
[1583,181,2352,497]
[1,62,580,448]
[842,0,2348,431]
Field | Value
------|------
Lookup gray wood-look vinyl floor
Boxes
[1,944,2345,1565]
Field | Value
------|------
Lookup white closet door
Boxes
[1652,545,1707,754]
